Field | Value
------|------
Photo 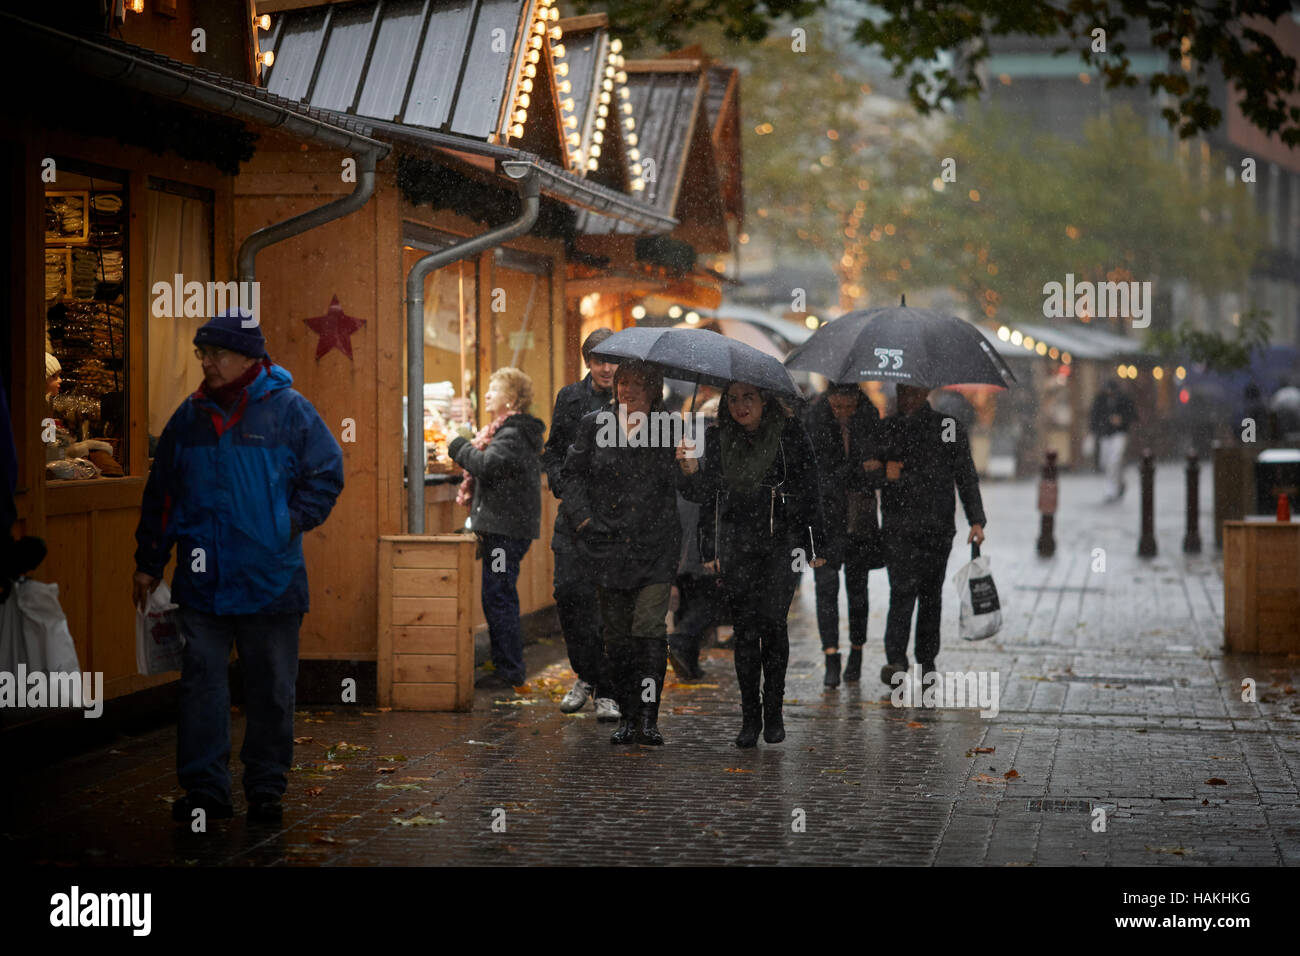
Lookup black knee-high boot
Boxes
[608,645,637,745]
[636,638,667,745]
[734,634,762,748]
[760,624,790,744]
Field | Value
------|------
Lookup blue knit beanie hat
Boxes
[194,309,267,359]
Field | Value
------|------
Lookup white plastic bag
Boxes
[13,579,82,672]
[136,581,183,675]
[951,543,1002,641]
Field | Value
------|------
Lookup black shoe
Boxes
[475,672,520,691]
[881,661,908,687]
[171,792,233,824]
[609,716,637,744]
[248,795,283,825]
[844,645,863,682]
[636,712,665,745]
[762,706,785,744]
[823,652,841,688]
[735,717,761,748]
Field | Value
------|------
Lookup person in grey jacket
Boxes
[448,368,545,690]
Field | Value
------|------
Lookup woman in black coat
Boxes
[677,382,826,747]
[448,367,546,690]
[803,384,888,687]
[562,360,683,745]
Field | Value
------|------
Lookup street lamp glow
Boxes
[668,305,683,318]
[631,305,646,320]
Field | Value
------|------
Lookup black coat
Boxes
[561,409,683,589]
[1089,388,1137,437]
[542,374,613,551]
[803,395,887,556]
[878,405,985,549]
[448,413,546,540]
[682,413,826,568]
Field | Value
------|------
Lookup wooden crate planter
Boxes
[1223,521,1300,653]
[378,535,477,710]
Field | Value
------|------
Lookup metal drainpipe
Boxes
[237,150,382,294]
[407,163,540,533]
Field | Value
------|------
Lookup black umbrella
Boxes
[590,326,799,397]
[785,301,1016,389]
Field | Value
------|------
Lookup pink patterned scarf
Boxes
[456,412,511,508]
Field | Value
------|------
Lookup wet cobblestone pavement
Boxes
[5,468,1299,866]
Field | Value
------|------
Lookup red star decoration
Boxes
[304,295,366,360]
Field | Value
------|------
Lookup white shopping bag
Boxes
[951,543,1002,641]
[136,581,183,675]
[13,578,82,673]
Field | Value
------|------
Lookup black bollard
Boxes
[1138,449,1157,557]
[1183,449,1202,554]
[1037,450,1058,557]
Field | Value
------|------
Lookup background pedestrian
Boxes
[1089,379,1137,502]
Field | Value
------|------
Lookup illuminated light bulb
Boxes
[555,61,568,77]
[621,102,633,115]
[527,49,540,64]
[566,132,581,147]
[628,149,640,162]
[513,108,528,124]
[668,305,683,318]
[587,157,599,171]
[632,178,645,190]
[631,305,646,319]
[549,25,562,40]
[616,70,627,83]
[259,50,275,67]
[256,14,271,30]
[631,163,642,176]
[510,123,525,138]
[564,114,578,129]
[610,38,623,54]
[685,312,700,324]
[602,79,613,92]
[605,66,615,78]
[561,97,575,113]
[590,144,601,158]
[624,118,635,131]
[128,0,143,11]
[529,34,543,50]
[626,132,637,146]
[548,5,558,19]
[520,78,533,93]
[595,116,606,130]
[558,79,571,94]
[517,93,530,108]
[597,104,608,118]
[532,20,546,35]
[552,44,566,59]
[619,86,630,100]
[524,63,537,78]
[615,55,625,67]
[592,130,604,144]
[599,91,611,105]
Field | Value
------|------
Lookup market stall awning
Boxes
[556,15,643,191]
[1000,321,1150,362]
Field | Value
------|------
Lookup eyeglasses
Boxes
[194,347,233,361]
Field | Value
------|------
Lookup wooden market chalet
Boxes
[2,0,744,716]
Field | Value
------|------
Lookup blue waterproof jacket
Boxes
[134,362,344,615]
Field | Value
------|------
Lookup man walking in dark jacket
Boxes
[879,384,986,685]
[133,311,344,826]
[540,328,620,719]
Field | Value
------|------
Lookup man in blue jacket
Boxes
[133,310,343,826]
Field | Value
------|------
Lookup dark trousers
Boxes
[813,536,874,650]
[480,533,531,684]
[175,605,302,803]
[883,543,950,668]
[553,546,609,697]
[598,582,671,717]
[720,547,799,717]
[673,573,724,641]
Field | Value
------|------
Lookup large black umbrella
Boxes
[785,302,1016,389]
[590,326,799,397]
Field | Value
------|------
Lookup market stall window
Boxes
[43,163,129,481]
[402,236,480,477]
[489,247,553,431]
[145,177,213,451]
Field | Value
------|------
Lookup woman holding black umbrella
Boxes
[677,382,826,748]
[562,360,683,745]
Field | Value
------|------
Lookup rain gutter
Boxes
[406,162,541,532]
